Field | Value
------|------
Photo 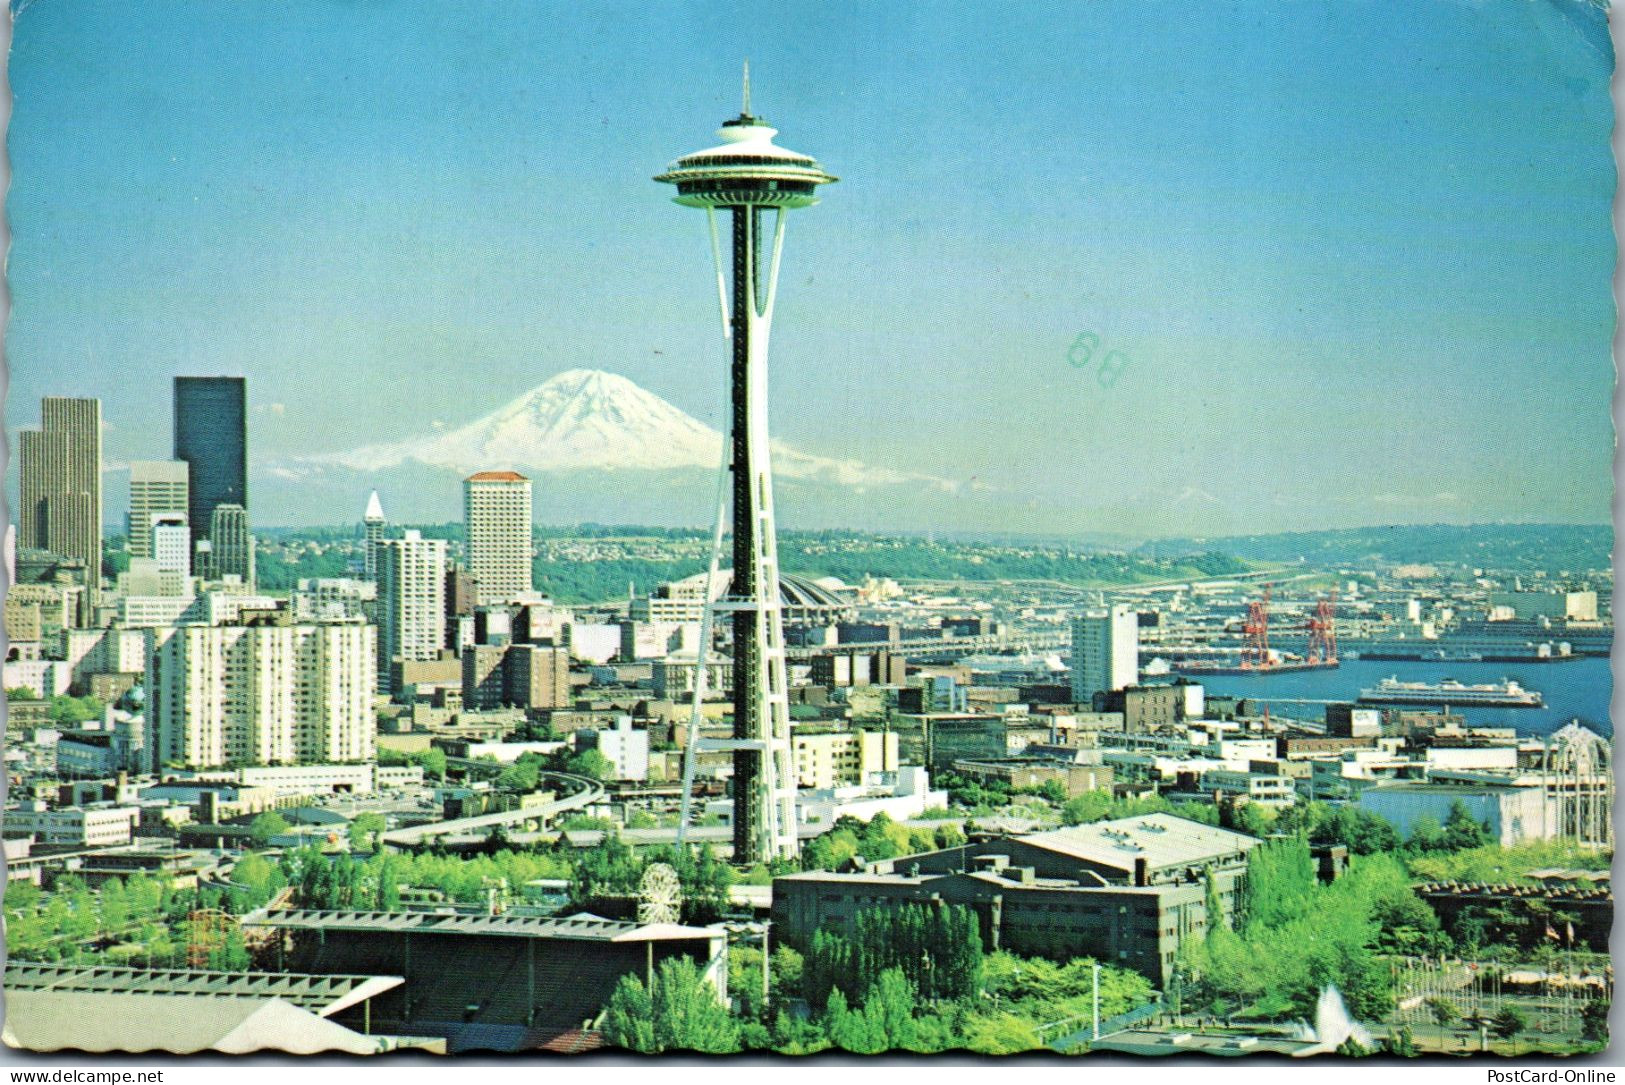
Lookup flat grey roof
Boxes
[241,907,722,944]
[1016,813,1260,870]
[3,963,402,1017]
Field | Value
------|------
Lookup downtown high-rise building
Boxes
[362,490,387,582]
[464,471,532,605]
[18,397,103,614]
[173,376,247,552]
[377,529,447,693]
[146,619,376,769]
[207,503,255,586]
[1070,604,1140,705]
[127,460,189,560]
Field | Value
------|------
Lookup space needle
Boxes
[656,67,836,863]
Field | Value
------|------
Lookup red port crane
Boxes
[1241,584,1273,669]
[1306,588,1340,665]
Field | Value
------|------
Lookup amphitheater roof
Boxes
[241,907,723,943]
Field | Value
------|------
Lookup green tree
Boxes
[769,1008,830,1054]
[496,753,545,793]
[801,825,861,871]
[98,879,129,933]
[861,967,918,1051]
[600,974,657,1052]
[1406,815,1446,852]
[601,957,739,1053]
[1060,791,1113,826]
[348,813,387,851]
[770,944,805,1001]
[1443,800,1489,851]
[805,903,983,1007]
[1204,868,1227,935]
[824,987,886,1054]
[419,748,448,780]
[1032,780,1068,805]
[48,694,104,726]
[565,748,614,781]
[1491,1006,1526,1042]
[1242,836,1317,928]
[962,1012,1043,1054]
[729,945,768,1021]
[1580,999,1609,1044]
[1426,996,1460,1028]
[249,811,291,847]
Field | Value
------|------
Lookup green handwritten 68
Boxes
[1066,331,1130,388]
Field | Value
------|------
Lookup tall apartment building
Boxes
[208,503,254,585]
[1070,604,1139,705]
[362,490,387,582]
[146,620,376,769]
[174,376,247,551]
[464,471,532,605]
[19,397,102,614]
[377,530,447,693]
[127,460,190,559]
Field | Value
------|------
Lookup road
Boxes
[378,771,605,848]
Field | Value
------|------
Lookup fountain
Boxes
[1291,985,1377,1055]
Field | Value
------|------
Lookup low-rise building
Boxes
[5,802,142,847]
[575,716,649,782]
[773,813,1259,984]
[951,757,1114,799]
[794,766,948,827]
[1358,781,1552,847]
[1196,767,1297,808]
[792,730,897,790]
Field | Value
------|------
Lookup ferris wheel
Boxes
[637,863,683,925]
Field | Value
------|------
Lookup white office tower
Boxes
[377,529,446,693]
[362,490,387,582]
[151,513,191,577]
[464,471,533,605]
[127,460,189,560]
[1070,604,1140,704]
[146,620,376,769]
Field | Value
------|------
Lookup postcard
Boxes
[2,0,1616,1067]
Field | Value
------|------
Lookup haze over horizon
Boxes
[7,1,1616,537]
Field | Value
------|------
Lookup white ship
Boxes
[1357,676,1543,708]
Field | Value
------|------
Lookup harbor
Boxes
[1188,656,1613,737]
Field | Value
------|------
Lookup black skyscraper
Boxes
[173,376,247,548]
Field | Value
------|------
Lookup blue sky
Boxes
[7,0,1616,534]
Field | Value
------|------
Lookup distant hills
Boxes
[1139,523,1613,573]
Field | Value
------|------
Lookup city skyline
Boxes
[7,1,1616,538]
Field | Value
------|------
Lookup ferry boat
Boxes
[1357,676,1544,708]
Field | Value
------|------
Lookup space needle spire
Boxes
[656,74,837,863]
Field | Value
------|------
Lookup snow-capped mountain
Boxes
[291,368,946,489]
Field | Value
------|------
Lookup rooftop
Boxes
[241,907,722,944]
[2,990,384,1055]
[3,963,401,1017]
[466,470,530,482]
[1015,813,1261,871]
